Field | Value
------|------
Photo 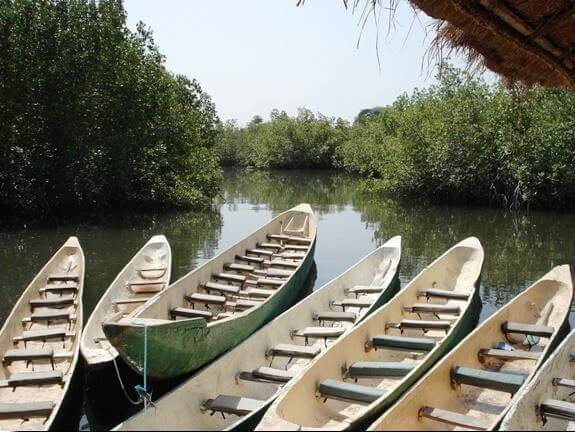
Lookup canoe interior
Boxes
[369,265,573,431]
[0,237,84,431]
[501,326,575,430]
[258,237,484,431]
[103,204,318,379]
[113,237,401,431]
[81,236,171,366]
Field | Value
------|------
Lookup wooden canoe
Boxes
[0,237,84,430]
[257,237,484,431]
[112,236,401,431]
[501,325,575,430]
[102,204,317,381]
[81,235,171,367]
[368,264,573,431]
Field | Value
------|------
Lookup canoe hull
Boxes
[103,241,316,380]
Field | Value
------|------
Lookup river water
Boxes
[0,169,574,429]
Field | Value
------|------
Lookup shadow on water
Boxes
[0,168,573,429]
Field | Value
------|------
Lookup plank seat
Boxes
[15,328,70,345]
[238,288,273,299]
[267,234,311,245]
[313,311,356,325]
[253,268,292,278]
[347,286,383,298]
[0,401,54,419]
[127,280,164,286]
[201,395,265,417]
[418,406,489,431]
[235,255,264,265]
[332,299,373,311]
[203,282,241,295]
[212,273,246,284]
[39,283,78,294]
[267,234,291,241]
[257,243,283,251]
[370,334,436,352]
[170,308,213,320]
[255,278,284,287]
[552,378,575,389]
[478,348,541,362]
[283,245,308,251]
[25,309,73,323]
[2,370,63,388]
[386,319,451,332]
[30,296,75,310]
[416,289,469,301]
[266,343,321,360]
[238,367,295,384]
[112,298,150,305]
[246,249,274,257]
[47,273,79,282]
[224,263,255,273]
[234,299,261,311]
[318,379,384,404]
[404,303,461,315]
[186,293,227,307]
[346,361,415,379]
[136,267,167,273]
[268,260,299,269]
[3,348,54,366]
[502,321,554,338]
[291,327,346,343]
[540,399,575,422]
[450,366,527,394]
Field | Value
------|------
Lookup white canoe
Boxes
[113,236,401,431]
[501,326,575,430]
[369,265,573,431]
[81,235,171,366]
[258,237,484,430]
[0,236,84,430]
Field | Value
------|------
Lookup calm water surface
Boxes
[1,169,574,429]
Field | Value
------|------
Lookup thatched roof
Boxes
[407,0,575,89]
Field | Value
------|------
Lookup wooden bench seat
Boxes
[450,366,527,394]
[1,370,63,388]
[238,366,295,384]
[346,361,416,379]
[224,263,255,273]
[39,283,78,295]
[24,309,73,324]
[416,289,469,301]
[233,299,261,311]
[112,298,150,305]
[268,260,299,269]
[254,278,284,288]
[266,343,320,360]
[332,299,373,311]
[257,243,282,251]
[318,379,384,404]
[404,303,461,315]
[246,248,274,257]
[238,288,273,299]
[347,286,383,296]
[15,328,71,346]
[212,273,246,284]
[252,268,292,278]
[0,401,54,419]
[370,335,436,352]
[235,255,264,265]
[273,252,305,260]
[418,406,489,430]
[201,395,265,417]
[203,282,240,296]
[478,348,541,363]
[540,399,575,422]
[283,245,308,251]
[3,348,54,366]
[30,296,75,310]
[47,273,79,282]
[291,327,345,344]
[386,319,451,332]
[267,234,312,245]
[186,293,226,307]
[502,321,554,338]
[313,311,357,324]
[552,378,575,389]
[170,308,213,320]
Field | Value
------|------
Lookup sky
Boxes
[124,0,469,124]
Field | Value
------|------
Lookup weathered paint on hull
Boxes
[232,267,402,432]
[103,242,316,381]
[349,280,483,431]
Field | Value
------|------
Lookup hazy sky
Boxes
[124,1,466,124]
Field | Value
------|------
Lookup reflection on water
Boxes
[0,168,573,429]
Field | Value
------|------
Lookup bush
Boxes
[0,0,221,217]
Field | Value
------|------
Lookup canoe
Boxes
[0,237,84,430]
[81,235,171,367]
[103,204,317,381]
[258,237,484,431]
[501,325,575,430]
[368,264,573,431]
[113,236,401,431]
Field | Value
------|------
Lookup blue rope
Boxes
[133,324,151,409]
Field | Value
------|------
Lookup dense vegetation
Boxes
[0,0,221,217]
[218,67,575,209]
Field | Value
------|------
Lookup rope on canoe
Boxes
[111,354,143,406]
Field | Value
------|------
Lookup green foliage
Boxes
[337,66,575,208]
[215,108,349,169]
[0,0,221,216]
